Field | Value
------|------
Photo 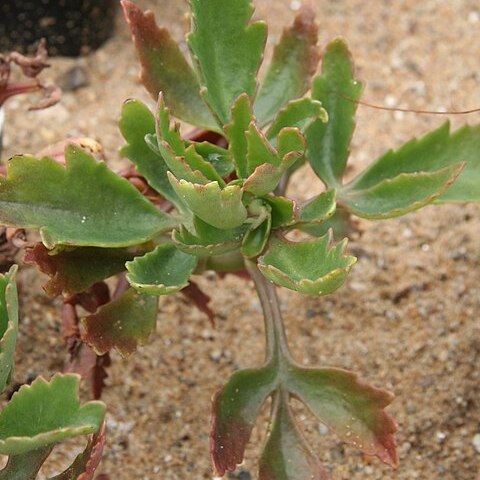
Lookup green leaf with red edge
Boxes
[168,173,248,229]
[121,0,218,132]
[340,163,463,219]
[344,122,480,208]
[82,289,158,357]
[49,422,106,480]
[188,0,267,125]
[255,5,320,127]
[306,39,363,187]
[0,146,174,248]
[259,394,329,480]
[267,98,327,141]
[258,234,356,296]
[226,94,254,179]
[24,243,134,297]
[0,374,105,456]
[126,243,197,295]
[211,366,277,476]
[287,366,398,467]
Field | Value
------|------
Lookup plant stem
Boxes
[0,446,53,480]
[245,259,293,367]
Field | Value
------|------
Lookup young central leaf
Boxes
[188,0,267,125]
[168,173,248,230]
[0,146,174,248]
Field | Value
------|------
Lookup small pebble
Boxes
[59,65,90,92]
[472,434,480,453]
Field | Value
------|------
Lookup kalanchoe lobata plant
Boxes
[1,0,480,478]
[0,266,106,479]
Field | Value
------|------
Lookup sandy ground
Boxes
[2,0,480,479]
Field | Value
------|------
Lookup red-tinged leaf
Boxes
[66,345,110,400]
[255,5,320,126]
[82,289,158,357]
[92,354,111,401]
[181,281,215,326]
[211,367,276,476]
[24,243,133,297]
[287,366,398,467]
[68,282,111,315]
[259,394,329,480]
[49,421,106,480]
[121,0,218,131]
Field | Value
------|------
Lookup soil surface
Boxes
[2,1,480,479]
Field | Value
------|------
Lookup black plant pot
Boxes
[0,0,118,57]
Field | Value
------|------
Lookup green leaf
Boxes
[247,122,278,174]
[298,208,353,240]
[267,98,327,141]
[346,122,480,204]
[119,99,179,205]
[126,243,197,295]
[173,216,246,256]
[156,95,226,185]
[241,208,272,258]
[243,146,300,197]
[0,265,18,394]
[307,39,363,187]
[188,0,267,125]
[341,164,463,219]
[122,0,218,131]
[168,173,248,229]
[438,125,480,202]
[226,94,255,179]
[82,289,158,357]
[258,234,356,296]
[276,127,306,160]
[194,142,235,178]
[287,366,398,467]
[0,146,174,248]
[24,243,133,297]
[0,447,52,480]
[211,366,276,476]
[0,374,105,456]
[296,190,336,225]
[263,196,296,228]
[255,5,320,127]
[259,394,328,480]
